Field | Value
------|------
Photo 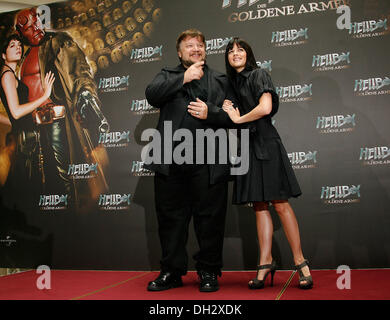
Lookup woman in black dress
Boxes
[0,34,54,206]
[223,38,313,290]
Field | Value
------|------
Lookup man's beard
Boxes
[181,57,206,68]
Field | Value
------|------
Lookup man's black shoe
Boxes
[198,271,219,292]
[147,271,183,291]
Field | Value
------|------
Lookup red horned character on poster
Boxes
[11,7,109,210]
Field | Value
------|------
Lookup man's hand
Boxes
[187,97,208,120]
[183,61,204,84]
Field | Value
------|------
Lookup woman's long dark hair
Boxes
[225,37,258,80]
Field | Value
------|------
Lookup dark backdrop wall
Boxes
[0,0,389,271]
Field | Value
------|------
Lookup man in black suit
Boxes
[144,29,235,292]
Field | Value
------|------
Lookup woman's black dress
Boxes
[231,67,301,204]
[0,68,40,209]
[0,69,34,131]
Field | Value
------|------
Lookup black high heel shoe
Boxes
[248,260,277,289]
[294,259,313,290]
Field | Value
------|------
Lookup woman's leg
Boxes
[272,200,311,284]
[252,201,274,281]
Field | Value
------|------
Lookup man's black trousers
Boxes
[154,164,228,276]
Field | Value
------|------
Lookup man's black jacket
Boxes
[144,64,237,184]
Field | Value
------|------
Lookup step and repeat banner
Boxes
[0,0,389,271]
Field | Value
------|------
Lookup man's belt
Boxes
[32,103,65,125]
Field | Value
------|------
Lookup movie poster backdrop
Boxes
[0,0,389,271]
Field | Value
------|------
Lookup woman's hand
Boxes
[42,71,55,99]
[226,107,241,123]
[222,99,233,111]
[222,99,241,123]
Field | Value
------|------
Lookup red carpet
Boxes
[1,269,389,300]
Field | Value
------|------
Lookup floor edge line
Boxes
[70,272,151,300]
[275,271,296,300]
